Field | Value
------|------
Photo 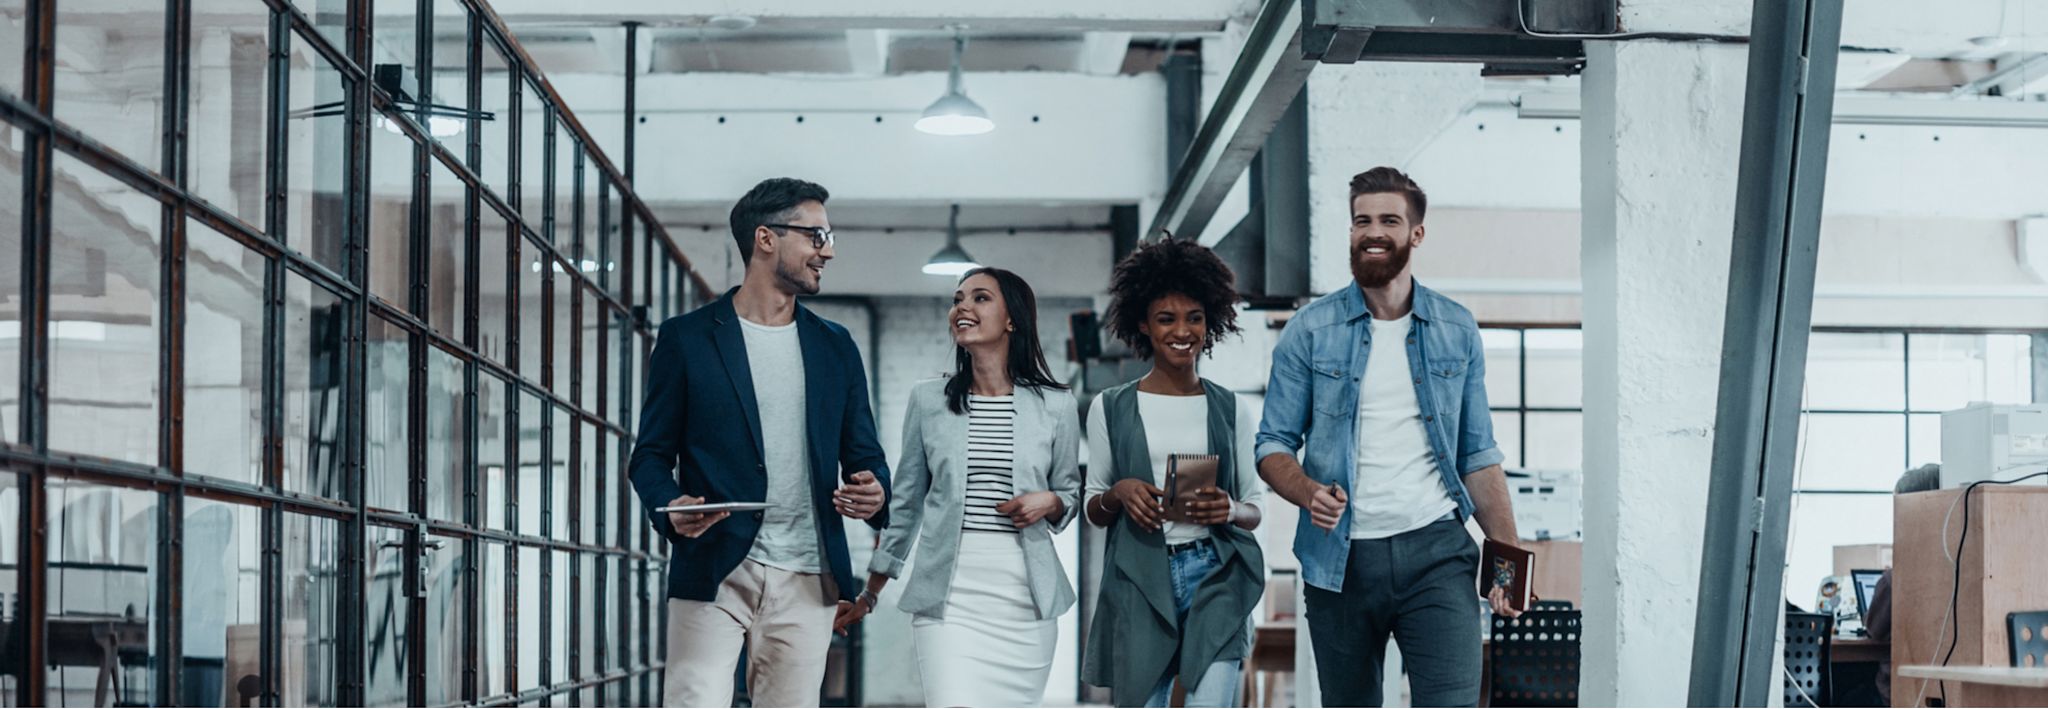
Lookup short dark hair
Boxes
[729,177,830,264]
[1104,238,1241,360]
[1348,166,1427,224]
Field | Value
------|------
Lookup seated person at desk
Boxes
[1854,463,1936,707]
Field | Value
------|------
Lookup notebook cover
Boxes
[1481,538,1536,613]
[1161,453,1220,524]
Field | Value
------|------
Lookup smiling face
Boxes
[1140,292,1206,370]
[949,272,1012,349]
[760,200,834,295]
[1349,191,1424,289]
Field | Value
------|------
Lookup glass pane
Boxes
[367,314,411,511]
[1908,333,2033,413]
[602,182,621,296]
[520,231,544,383]
[579,553,597,677]
[480,38,512,199]
[1784,493,1891,614]
[426,345,466,522]
[581,291,599,413]
[1490,329,1523,407]
[0,0,21,97]
[553,129,575,246]
[1523,329,1581,409]
[47,482,160,706]
[1908,413,1942,471]
[550,550,569,685]
[518,545,542,691]
[612,556,629,670]
[369,0,416,100]
[284,273,346,498]
[1804,332,1906,411]
[0,473,18,706]
[520,88,546,221]
[479,206,510,364]
[551,407,570,540]
[1493,410,1523,469]
[364,525,410,706]
[184,218,265,484]
[424,534,467,705]
[656,255,673,324]
[49,152,160,465]
[284,31,350,271]
[482,542,508,698]
[368,108,413,305]
[520,390,543,534]
[580,421,598,545]
[181,498,261,708]
[284,513,341,706]
[54,0,166,170]
[293,0,346,56]
[1794,413,1906,492]
[610,308,628,423]
[1524,412,1582,471]
[480,372,508,531]
[187,0,270,228]
[552,261,573,396]
[1,123,18,446]
[587,171,606,292]
[427,155,468,340]
[428,0,467,149]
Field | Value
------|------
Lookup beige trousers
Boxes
[663,558,838,708]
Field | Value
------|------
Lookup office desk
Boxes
[1834,636,1890,664]
[1897,665,2048,707]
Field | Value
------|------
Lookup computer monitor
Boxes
[1851,568,1885,622]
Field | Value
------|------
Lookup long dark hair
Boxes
[945,267,1069,414]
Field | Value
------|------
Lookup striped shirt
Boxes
[962,394,1019,534]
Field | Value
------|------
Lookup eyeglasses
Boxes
[765,224,835,250]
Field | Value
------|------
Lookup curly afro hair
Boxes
[1104,237,1242,360]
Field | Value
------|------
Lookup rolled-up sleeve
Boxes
[1456,331,1506,476]
[1045,391,1084,533]
[1255,317,1314,464]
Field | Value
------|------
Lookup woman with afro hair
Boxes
[1079,237,1266,707]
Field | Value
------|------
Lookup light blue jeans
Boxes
[1144,539,1245,708]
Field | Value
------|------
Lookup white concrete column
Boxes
[1304,62,1482,294]
[1579,39,1749,707]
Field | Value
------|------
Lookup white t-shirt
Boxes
[1349,315,1456,539]
[1086,389,1265,546]
[738,316,820,573]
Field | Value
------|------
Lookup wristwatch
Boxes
[855,590,879,613]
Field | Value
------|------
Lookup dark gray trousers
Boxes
[1304,517,1483,707]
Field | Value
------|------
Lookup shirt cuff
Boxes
[1253,440,1297,465]
[1459,445,1507,475]
[867,549,908,579]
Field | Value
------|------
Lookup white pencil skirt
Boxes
[912,530,1059,708]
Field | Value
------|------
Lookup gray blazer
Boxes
[869,379,1083,621]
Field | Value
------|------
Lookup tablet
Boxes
[655,502,774,514]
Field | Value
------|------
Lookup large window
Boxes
[1783,329,2037,608]
[5,0,710,704]
[1481,326,1585,473]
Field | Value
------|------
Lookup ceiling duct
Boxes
[1301,0,1617,75]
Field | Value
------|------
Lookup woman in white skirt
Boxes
[835,266,1082,707]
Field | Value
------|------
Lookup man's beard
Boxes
[774,258,821,295]
[1350,237,1412,289]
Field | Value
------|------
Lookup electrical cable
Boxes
[1910,468,2048,707]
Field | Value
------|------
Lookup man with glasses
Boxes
[628,177,889,707]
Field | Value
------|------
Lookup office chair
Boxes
[1488,609,1582,707]
[2009,609,2048,668]
[1783,612,1833,708]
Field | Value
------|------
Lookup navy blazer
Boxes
[627,289,892,603]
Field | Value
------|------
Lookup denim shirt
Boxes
[1254,281,1505,592]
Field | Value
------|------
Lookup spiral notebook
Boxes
[1161,453,1219,524]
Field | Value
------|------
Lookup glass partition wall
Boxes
[0,0,709,704]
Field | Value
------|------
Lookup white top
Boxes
[738,316,820,573]
[1086,389,1265,546]
[1350,315,1457,540]
[962,394,1021,534]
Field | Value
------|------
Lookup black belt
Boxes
[1166,537,1213,556]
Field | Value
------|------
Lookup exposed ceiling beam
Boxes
[487,0,1247,33]
[1514,89,2048,128]
[589,26,655,75]
[1955,52,2048,97]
